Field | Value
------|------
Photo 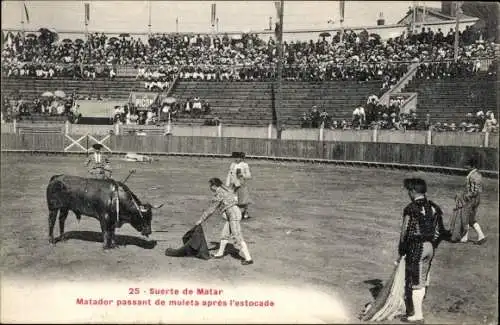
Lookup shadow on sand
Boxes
[55,231,157,249]
[209,241,244,261]
[363,279,384,299]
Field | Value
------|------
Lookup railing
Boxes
[2,121,498,149]
[394,92,418,114]
[379,62,419,106]
[1,133,497,176]
[164,73,180,97]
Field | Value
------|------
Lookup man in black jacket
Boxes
[398,178,448,323]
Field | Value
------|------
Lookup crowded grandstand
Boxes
[1,1,498,132]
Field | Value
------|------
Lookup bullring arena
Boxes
[1,152,498,324]
[1,1,499,324]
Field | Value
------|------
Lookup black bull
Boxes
[46,175,163,249]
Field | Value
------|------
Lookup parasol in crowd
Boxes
[108,37,119,43]
[61,38,72,44]
[41,91,54,97]
[75,38,84,44]
[162,97,176,105]
[54,90,66,98]
[26,33,37,39]
[119,33,130,38]
[319,32,331,38]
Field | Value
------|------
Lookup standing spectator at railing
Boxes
[352,106,363,130]
[129,110,139,124]
[109,67,116,79]
[309,106,320,128]
[399,112,410,130]
[184,98,192,115]
[319,109,329,127]
[482,111,498,133]
[406,111,419,130]
[146,110,155,125]
[192,97,202,117]
[70,104,82,123]
[475,111,486,130]
[203,100,211,114]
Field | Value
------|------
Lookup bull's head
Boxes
[138,203,164,237]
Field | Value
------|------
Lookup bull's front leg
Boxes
[110,224,118,249]
[58,208,69,242]
[48,209,58,244]
[101,213,118,249]
[100,214,112,250]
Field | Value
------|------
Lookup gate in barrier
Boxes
[64,134,112,154]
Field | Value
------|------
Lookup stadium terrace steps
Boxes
[170,81,274,127]
[403,74,497,124]
[5,77,382,127]
[16,114,68,124]
[170,81,382,127]
[279,81,383,127]
[1,77,145,101]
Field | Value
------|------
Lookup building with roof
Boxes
[398,2,479,34]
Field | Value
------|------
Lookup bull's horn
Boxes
[151,203,164,209]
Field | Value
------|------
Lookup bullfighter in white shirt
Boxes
[225,152,252,219]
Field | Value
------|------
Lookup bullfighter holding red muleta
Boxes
[195,177,254,266]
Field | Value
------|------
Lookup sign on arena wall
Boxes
[128,92,159,111]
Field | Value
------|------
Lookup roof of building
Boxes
[397,6,479,25]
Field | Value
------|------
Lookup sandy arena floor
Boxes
[0,153,498,324]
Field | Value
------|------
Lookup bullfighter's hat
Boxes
[92,143,104,151]
[403,178,427,194]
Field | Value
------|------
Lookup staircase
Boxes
[379,63,420,107]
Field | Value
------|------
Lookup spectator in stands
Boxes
[146,110,155,125]
[70,104,82,124]
[3,27,494,83]
[310,106,320,128]
[352,106,365,130]
[192,96,202,117]
[482,111,498,133]
[407,111,419,130]
[319,109,329,127]
[136,64,146,80]
[184,98,192,115]
[301,112,310,128]
[203,100,211,114]
[109,67,116,79]
[475,111,486,130]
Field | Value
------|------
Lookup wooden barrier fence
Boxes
[4,122,498,149]
[1,134,498,175]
